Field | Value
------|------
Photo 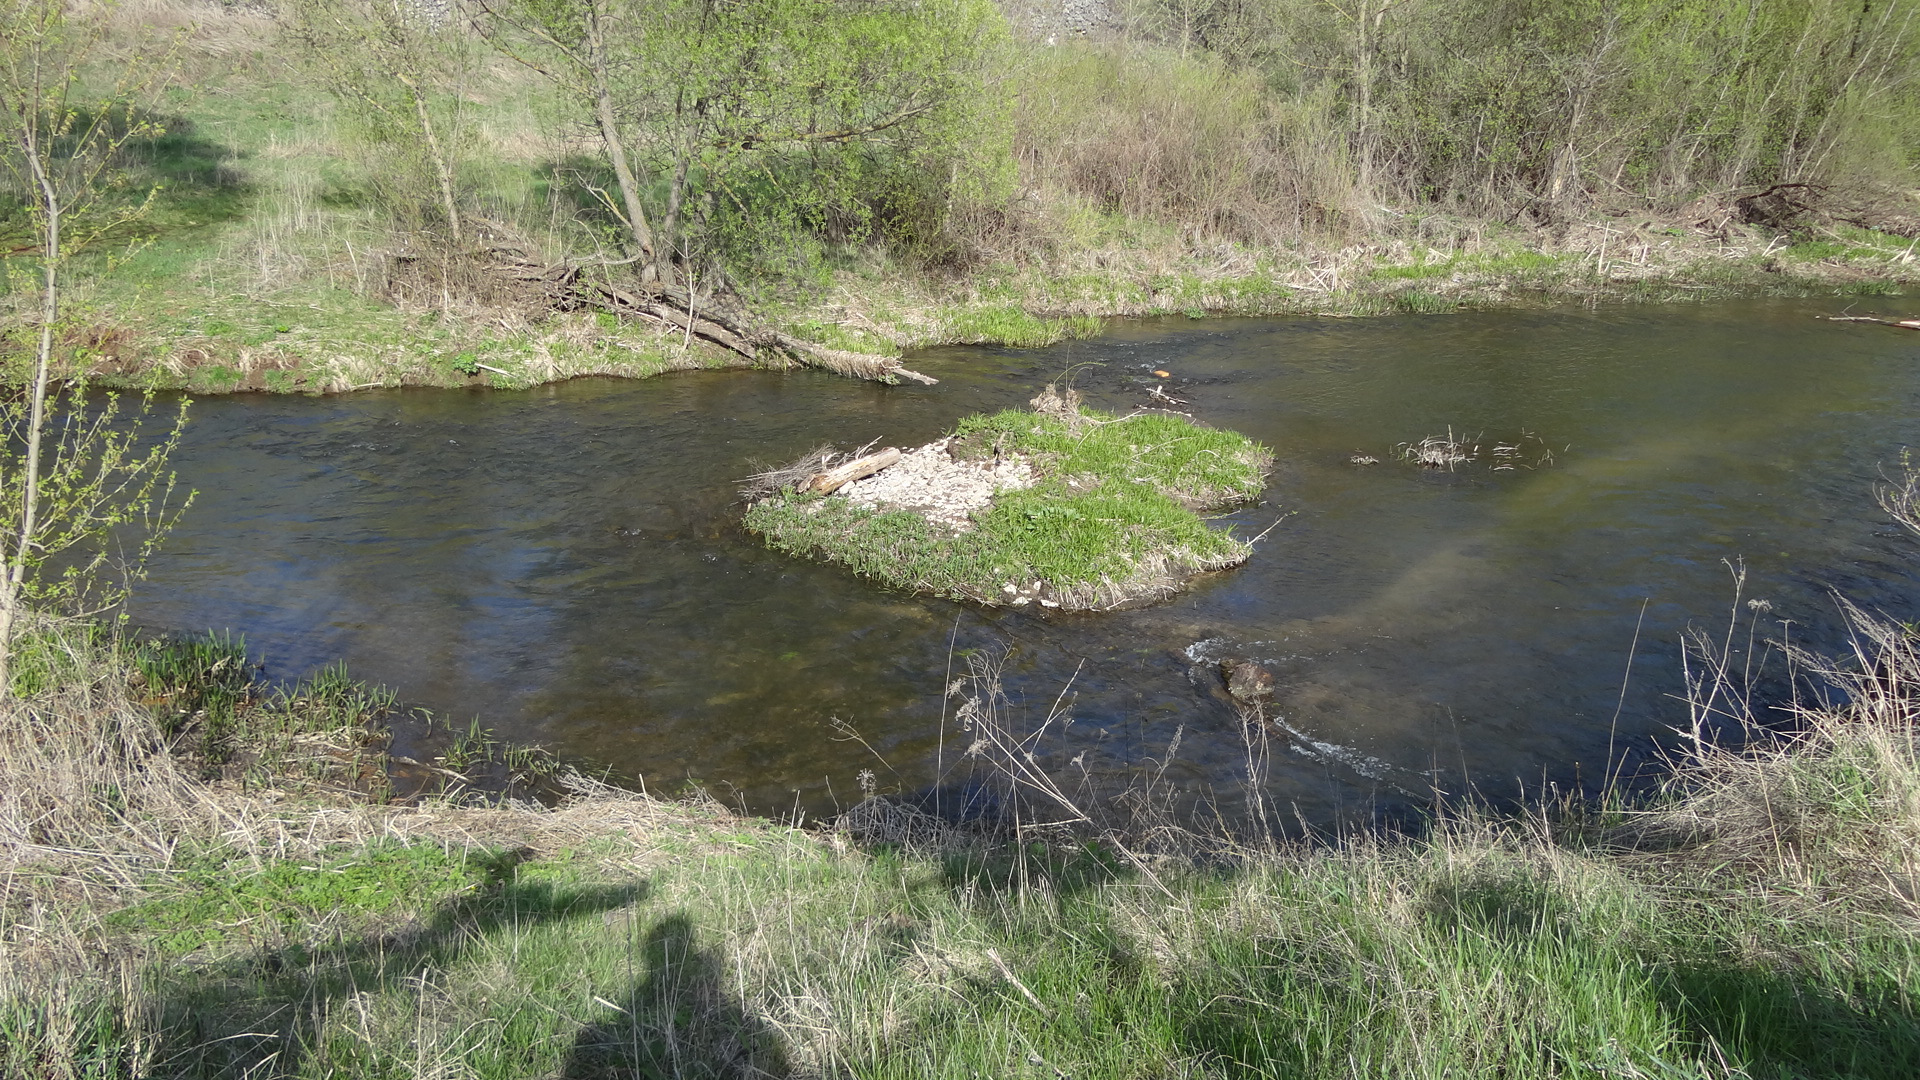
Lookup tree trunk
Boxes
[4,137,62,693]
[586,2,657,279]
[659,145,692,283]
[1353,3,1375,195]
[400,73,462,244]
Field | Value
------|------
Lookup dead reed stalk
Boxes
[1620,568,1920,917]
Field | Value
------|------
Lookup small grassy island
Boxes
[742,389,1273,610]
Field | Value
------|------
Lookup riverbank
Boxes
[10,3,1918,398]
[4,604,1917,1079]
[53,200,1920,397]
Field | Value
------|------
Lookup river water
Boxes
[126,298,1920,825]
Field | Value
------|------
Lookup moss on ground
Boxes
[743,398,1272,610]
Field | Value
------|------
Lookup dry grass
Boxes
[984,39,1364,261]
[98,0,277,61]
[1397,428,1481,470]
[1616,589,1920,920]
[0,618,204,883]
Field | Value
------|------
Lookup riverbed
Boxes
[126,298,1920,825]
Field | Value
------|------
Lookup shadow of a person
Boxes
[564,913,789,1079]
[158,867,645,1078]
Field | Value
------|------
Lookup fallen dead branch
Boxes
[386,243,939,385]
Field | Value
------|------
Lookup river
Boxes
[125,298,1920,825]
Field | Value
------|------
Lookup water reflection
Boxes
[128,299,1920,825]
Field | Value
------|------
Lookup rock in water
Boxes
[1226,661,1274,703]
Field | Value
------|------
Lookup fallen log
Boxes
[592,284,759,358]
[767,330,939,386]
[582,282,938,383]
[808,447,902,494]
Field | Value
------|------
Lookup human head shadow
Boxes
[156,854,645,1079]
[562,912,789,1079]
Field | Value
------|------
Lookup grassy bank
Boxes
[742,392,1272,610]
[6,3,1917,398]
[4,596,1919,1078]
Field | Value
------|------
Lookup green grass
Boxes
[1372,257,1461,281]
[1368,249,1566,286]
[1785,227,1920,263]
[5,597,1920,1079]
[938,303,1103,348]
[1392,288,1459,314]
[103,841,514,958]
[19,813,1919,1079]
[1787,239,1870,260]
[743,404,1272,608]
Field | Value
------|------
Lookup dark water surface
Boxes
[128,299,1920,823]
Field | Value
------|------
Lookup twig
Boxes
[986,948,1052,1018]
[1248,511,1293,546]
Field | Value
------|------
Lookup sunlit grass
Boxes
[19,804,1919,1079]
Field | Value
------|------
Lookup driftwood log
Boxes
[807,447,902,494]
[388,243,938,386]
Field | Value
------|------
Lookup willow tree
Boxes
[479,0,1010,289]
[0,0,191,690]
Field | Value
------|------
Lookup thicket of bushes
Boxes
[44,0,1906,297]
[1100,0,1920,232]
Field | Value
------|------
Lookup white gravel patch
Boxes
[838,437,1034,532]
